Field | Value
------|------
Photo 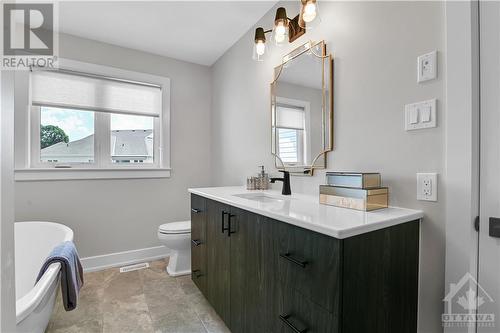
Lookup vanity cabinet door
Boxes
[229,209,278,333]
[206,199,231,324]
[190,194,207,296]
[341,221,419,333]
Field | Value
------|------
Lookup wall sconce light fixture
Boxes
[253,0,320,61]
[299,0,320,28]
[253,27,269,61]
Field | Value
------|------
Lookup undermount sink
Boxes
[233,193,285,204]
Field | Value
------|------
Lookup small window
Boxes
[40,106,95,164]
[276,104,306,165]
[277,128,302,163]
[111,114,154,164]
[30,67,165,170]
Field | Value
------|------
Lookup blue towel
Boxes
[36,241,84,311]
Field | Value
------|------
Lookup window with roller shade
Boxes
[276,104,306,164]
[30,69,162,168]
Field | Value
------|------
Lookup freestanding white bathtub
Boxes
[15,222,74,333]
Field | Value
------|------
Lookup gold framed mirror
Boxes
[271,40,333,175]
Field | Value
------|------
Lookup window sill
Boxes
[14,168,171,181]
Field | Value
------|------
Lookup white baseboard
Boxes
[81,246,170,272]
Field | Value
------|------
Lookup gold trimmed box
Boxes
[319,185,388,211]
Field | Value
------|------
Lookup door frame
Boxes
[0,68,17,331]
[476,1,500,332]
[444,1,480,332]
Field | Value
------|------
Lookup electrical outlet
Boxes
[417,51,437,83]
[417,173,437,201]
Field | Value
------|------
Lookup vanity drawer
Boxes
[275,221,341,313]
[273,285,338,333]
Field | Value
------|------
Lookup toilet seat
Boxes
[158,221,191,234]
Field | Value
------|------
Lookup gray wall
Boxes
[211,2,445,332]
[14,33,213,258]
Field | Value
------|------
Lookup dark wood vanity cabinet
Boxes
[190,194,419,333]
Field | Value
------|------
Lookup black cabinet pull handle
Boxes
[192,269,203,278]
[221,211,229,233]
[279,253,308,268]
[191,208,201,213]
[279,314,308,333]
[191,239,202,246]
[227,214,236,237]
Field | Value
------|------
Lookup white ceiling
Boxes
[59,1,277,66]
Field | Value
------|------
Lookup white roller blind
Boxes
[31,70,161,117]
[276,105,305,130]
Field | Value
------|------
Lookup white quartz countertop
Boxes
[188,186,424,239]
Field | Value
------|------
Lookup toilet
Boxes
[157,221,191,277]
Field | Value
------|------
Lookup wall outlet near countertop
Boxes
[417,173,437,201]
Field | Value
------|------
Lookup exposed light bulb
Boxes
[275,22,286,37]
[303,2,317,22]
[255,41,266,56]
[272,7,289,46]
[253,27,267,61]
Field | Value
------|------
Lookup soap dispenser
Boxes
[258,165,269,190]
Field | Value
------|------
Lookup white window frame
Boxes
[15,58,171,181]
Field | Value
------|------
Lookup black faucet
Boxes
[270,170,291,195]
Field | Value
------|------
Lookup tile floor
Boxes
[46,259,230,333]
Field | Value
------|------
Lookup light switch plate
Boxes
[405,99,437,131]
[417,173,437,201]
[417,51,437,83]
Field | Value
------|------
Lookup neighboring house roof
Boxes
[41,134,94,157]
[112,130,153,158]
[41,130,153,159]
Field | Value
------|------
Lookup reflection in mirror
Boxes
[271,41,333,175]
